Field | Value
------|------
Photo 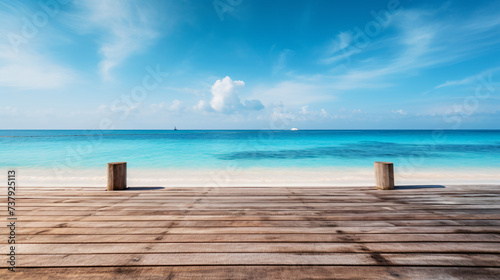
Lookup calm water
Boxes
[0,130,499,170]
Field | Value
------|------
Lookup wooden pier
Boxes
[2,185,500,279]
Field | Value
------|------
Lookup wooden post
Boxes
[374,162,394,190]
[107,162,127,191]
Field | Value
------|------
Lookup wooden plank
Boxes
[8,196,500,201]
[9,233,500,244]
[9,200,500,206]
[3,188,499,196]
[5,192,500,199]
[5,253,500,267]
[9,214,500,221]
[1,185,498,278]
[10,192,500,198]
[11,242,500,254]
[15,219,500,228]
[9,188,499,195]
[5,226,500,235]
[2,189,498,197]
[8,207,500,213]
[9,207,500,214]
[10,204,500,211]
[1,266,499,280]
[6,211,500,220]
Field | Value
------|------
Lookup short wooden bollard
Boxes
[107,162,127,191]
[374,162,394,190]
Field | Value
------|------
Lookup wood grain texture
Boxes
[2,266,500,280]
[374,162,394,190]
[107,162,127,191]
[2,184,499,279]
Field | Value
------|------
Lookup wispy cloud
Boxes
[273,49,294,74]
[392,109,407,115]
[249,3,500,116]
[316,4,500,91]
[435,76,478,89]
[321,31,361,65]
[435,67,500,89]
[68,0,163,81]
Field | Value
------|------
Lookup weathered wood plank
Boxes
[15,219,500,228]
[8,233,500,244]
[2,185,498,278]
[10,242,500,254]
[9,214,500,221]
[5,226,500,235]
[1,266,499,280]
[6,253,500,267]
[6,211,500,220]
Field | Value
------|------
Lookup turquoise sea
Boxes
[1,130,499,171]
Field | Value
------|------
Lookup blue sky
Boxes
[0,0,499,129]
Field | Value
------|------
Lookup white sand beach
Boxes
[11,166,500,187]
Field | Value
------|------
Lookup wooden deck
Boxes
[2,185,500,279]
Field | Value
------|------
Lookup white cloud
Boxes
[271,102,296,124]
[210,76,245,113]
[299,106,331,120]
[194,100,213,112]
[271,103,331,125]
[321,31,362,64]
[393,109,407,115]
[435,67,500,89]
[337,31,353,50]
[169,99,183,111]
[273,49,294,74]
[316,4,500,92]
[300,105,308,114]
[70,0,162,80]
[321,48,361,65]
[435,78,476,89]
[198,76,264,114]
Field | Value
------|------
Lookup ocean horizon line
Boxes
[1,128,500,131]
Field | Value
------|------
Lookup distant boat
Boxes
[174,126,178,131]
[291,128,299,131]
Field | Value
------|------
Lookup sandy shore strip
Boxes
[7,166,500,187]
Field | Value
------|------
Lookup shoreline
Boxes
[6,166,500,187]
